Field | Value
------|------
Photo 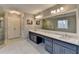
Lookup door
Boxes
[7,14,21,39]
[45,38,53,47]
[64,47,76,54]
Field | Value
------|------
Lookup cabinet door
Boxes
[64,48,76,54]
[44,37,53,47]
[30,33,33,40]
[53,43,64,54]
[77,47,79,54]
[30,34,36,42]
[45,45,53,54]
[53,41,77,54]
[29,32,31,40]
[33,35,37,42]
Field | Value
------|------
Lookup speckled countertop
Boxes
[29,29,79,46]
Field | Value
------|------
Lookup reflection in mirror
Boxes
[42,13,76,33]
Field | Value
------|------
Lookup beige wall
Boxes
[36,4,77,17]
[23,13,34,30]
[22,13,34,39]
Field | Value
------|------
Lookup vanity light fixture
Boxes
[51,10,56,14]
[51,7,64,14]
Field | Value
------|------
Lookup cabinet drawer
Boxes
[45,45,53,54]
[53,39,77,51]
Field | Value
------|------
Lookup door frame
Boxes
[7,13,22,39]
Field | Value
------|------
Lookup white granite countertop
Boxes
[29,29,79,46]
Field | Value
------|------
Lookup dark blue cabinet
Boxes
[64,47,76,54]
[53,39,77,54]
[44,37,77,54]
[53,43,65,54]
[29,32,42,44]
[78,47,79,53]
[44,37,53,47]
[44,37,53,53]
[29,31,78,54]
[45,45,53,54]
[53,43,76,54]
[29,32,36,41]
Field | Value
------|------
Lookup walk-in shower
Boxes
[0,16,5,45]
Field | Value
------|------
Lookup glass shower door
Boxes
[0,17,4,45]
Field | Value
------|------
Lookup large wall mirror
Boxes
[42,12,76,33]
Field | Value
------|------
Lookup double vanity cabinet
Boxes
[29,31,79,54]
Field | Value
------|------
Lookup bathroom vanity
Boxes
[28,6,79,54]
[29,29,79,54]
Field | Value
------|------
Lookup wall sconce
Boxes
[35,15,43,19]
[9,10,21,15]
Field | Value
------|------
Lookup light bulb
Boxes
[51,10,56,14]
[57,9,60,12]
[51,10,54,14]
[60,7,64,11]
[53,10,56,13]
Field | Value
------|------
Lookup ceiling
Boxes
[0,4,55,14]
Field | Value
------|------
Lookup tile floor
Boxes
[0,38,49,54]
